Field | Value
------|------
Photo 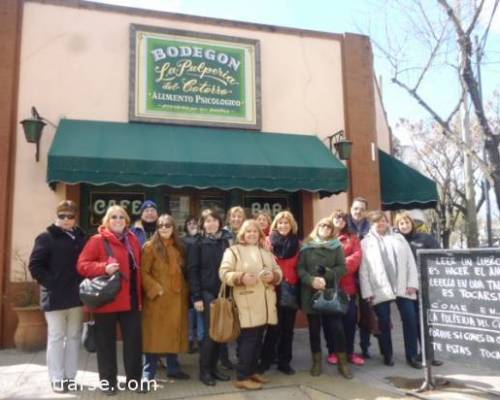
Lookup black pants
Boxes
[94,310,142,387]
[260,306,297,367]
[236,326,265,381]
[307,313,346,354]
[323,295,357,355]
[199,291,221,374]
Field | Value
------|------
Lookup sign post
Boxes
[417,248,500,392]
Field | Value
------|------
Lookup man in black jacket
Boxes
[29,200,87,393]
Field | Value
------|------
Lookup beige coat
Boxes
[219,244,282,328]
[141,240,189,353]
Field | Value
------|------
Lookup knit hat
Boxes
[139,200,158,213]
[56,200,77,215]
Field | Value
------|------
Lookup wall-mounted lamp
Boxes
[20,107,52,162]
[326,129,352,160]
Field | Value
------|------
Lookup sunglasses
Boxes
[158,223,173,229]
[110,215,126,220]
[57,214,75,220]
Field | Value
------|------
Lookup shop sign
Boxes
[244,196,289,218]
[89,192,145,226]
[130,24,261,129]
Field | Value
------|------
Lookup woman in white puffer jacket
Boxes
[359,210,421,369]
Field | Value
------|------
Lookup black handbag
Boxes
[280,280,299,309]
[79,239,123,309]
[81,319,96,353]
[311,278,349,315]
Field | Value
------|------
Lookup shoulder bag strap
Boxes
[103,238,114,258]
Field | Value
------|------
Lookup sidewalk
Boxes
[1,308,498,400]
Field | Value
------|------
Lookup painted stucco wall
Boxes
[374,78,392,153]
[11,2,346,275]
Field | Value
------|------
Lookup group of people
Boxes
[28,196,440,395]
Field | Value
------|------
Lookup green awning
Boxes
[379,149,438,210]
[47,119,348,195]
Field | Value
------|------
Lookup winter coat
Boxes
[265,236,300,285]
[28,224,87,311]
[359,228,419,305]
[77,226,142,313]
[298,239,347,314]
[347,215,370,240]
[187,231,231,302]
[401,231,439,262]
[141,239,189,354]
[131,220,156,246]
[338,233,362,295]
[219,244,282,328]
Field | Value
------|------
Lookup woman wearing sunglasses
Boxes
[141,214,190,381]
[28,200,87,393]
[298,217,353,379]
[78,205,144,395]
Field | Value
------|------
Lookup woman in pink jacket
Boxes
[324,210,364,366]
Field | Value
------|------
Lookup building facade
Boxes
[0,0,399,347]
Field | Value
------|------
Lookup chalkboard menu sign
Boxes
[418,249,500,370]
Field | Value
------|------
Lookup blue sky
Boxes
[90,0,500,139]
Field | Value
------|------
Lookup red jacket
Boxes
[265,236,300,285]
[77,226,142,313]
[338,232,362,295]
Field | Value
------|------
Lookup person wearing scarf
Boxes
[394,211,443,367]
[323,210,364,366]
[359,210,421,369]
[131,200,159,246]
[259,211,300,375]
[298,217,353,379]
[141,214,190,382]
[187,209,232,386]
[78,205,144,395]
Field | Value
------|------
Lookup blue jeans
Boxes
[189,308,205,341]
[143,353,180,380]
[373,297,418,361]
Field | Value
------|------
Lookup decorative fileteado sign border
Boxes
[130,24,261,129]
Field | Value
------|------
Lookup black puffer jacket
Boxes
[187,232,230,302]
[401,230,439,261]
[28,224,87,311]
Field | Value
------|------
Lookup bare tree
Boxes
[368,0,500,213]
[396,118,486,247]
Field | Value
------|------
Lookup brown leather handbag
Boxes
[209,283,240,343]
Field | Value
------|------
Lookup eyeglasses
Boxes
[57,214,75,220]
[110,215,126,220]
[158,224,173,229]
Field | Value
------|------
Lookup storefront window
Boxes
[164,194,191,232]
[243,194,290,218]
[200,196,226,221]
[89,191,145,227]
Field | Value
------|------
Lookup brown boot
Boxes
[337,353,353,379]
[310,352,322,376]
[250,374,270,384]
[233,379,263,390]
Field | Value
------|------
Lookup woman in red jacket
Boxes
[259,211,300,375]
[324,210,364,366]
[78,205,144,395]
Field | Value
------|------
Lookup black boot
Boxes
[199,371,216,386]
[211,369,230,381]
